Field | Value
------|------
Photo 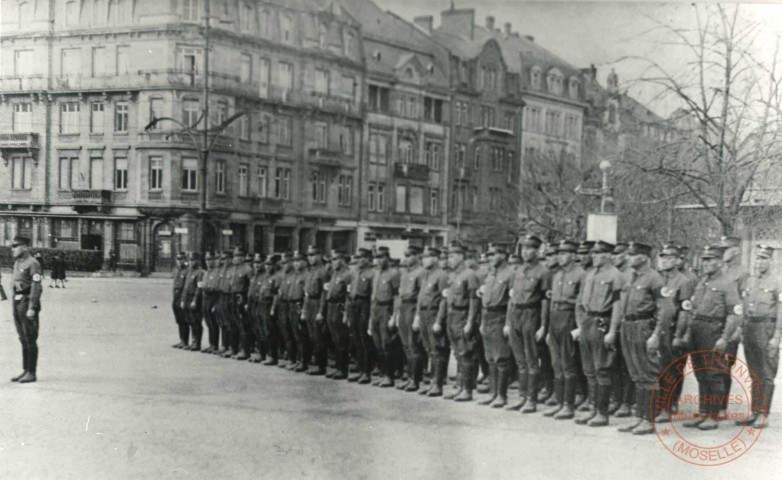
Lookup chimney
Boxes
[524,35,534,42]
[414,15,434,35]
[590,64,597,81]
[504,22,512,37]
[441,7,475,40]
[486,16,495,30]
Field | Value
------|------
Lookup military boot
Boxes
[479,365,498,406]
[490,367,509,408]
[543,379,564,417]
[521,372,540,413]
[588,385,610,427]
[506,371,528,411]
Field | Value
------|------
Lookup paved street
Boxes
[0,277,779,480]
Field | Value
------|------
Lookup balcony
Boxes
[0,76,48,92]
[254,197,285,215]
[308,147,344,169]
[308,91,361,117]
[393,162,430,180]
[0,133,40,165]
[58,189,113,212]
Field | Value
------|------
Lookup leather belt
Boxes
[327,298,346,304]
[511,302,541,310]
[747,316,776,322]
[14,288,31,295]
[693,314,725,323]
[625,312,655,321]
[374,300,393,307]
[351,295,370,301]
[586,310,612,319]
[483,305,508,313]
[551,302,575,311]
[419,305,439,311]
[450,305,468,311]
[401,299,417,304]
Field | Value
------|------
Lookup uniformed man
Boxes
[718,236,747,419]
[576,241,595,270]
[504,235,552,413]
[659,245,697,416]
[508,254,522,271]
[415,247,450,396]
[181,252,205,351]
[9,236,43,383]
[247,253,266,363]
[477,244,513,407]
[288,252,309,372]
[574,240,595,408]
[616,242,671,435]
[538,243,560,404]
[682,245,743,431]
[468,248,491,395]
[346,248,375,384]
[544,240,586,420]
[543,244,559,272]
[228,247,253,360]
[369,246,400,387]
[303,246,330,375]
[438,250,450,272]
[574,240,624,426]
[611,242,634,417]
[272,253,296,368]
[259,255,281,365]
[740,244,781,428]
[200,252,221,354]
[172,252,189,349]
[394,246,425,392]
[216,250,234,356]
[322,250,352,379]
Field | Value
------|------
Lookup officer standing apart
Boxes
[9,236,43,383]
[172,252,189,349]
[369,246,400,387]
[574,241,624,426]
[414,247,450,396]
[504,235,552,413]
[740,244,782,428]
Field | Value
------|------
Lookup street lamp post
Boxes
[599,160,612,213]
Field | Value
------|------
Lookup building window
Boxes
[423,97,443,123]
[61,48,81,76]
[474,145,481,170]
[274,167,290,200]
[181,157,198,192]
[504,112,515,131]
[345,32,354,55]
[369,133,388,164]
[11,157,32,190]
[91,47,106,76]
[398,139,413,164]
[276,117,292,146]
[339,127,353,155]
[240,54,252,83]
[182,99,200,127]
[148,98,162,130]
[183,0,199,21]
[409,186,424,214]
[318,23,327,48]
[115,157,128,190]
[367,85,390,113]
[338,175,352,206]
[14,50,33,76]
[281,15,292,42]
[315,69,330,95]
[407,96,417,119]
[60,102,80,134]
[455,103,462,126]
[65,1,78,26]
[59,157,79,190]
[238,164,249,196]
[115,102,129,132]
[258,58,270,98]
[13,103,32,132]
[118,222,135,241]
[278,62,294,91]
[531,67,541,90]
[116,46,130,75]
[315,123,328,149]
[454,143,466,169]
[239,115,249,140]
[215,160,225,193]
[258,115,270,144]
[489,188,501,209]
[395,185,406,213]
[367,182,385,212]
[569,78,579,99]
[181,48,199,73]
[89,156,104,189]
[310,171,327,204]
[54,219,77,239]
[425,142,441,171]
[257,166,267,197]
[430,188,439,215]
[241,4,252,32]
[214,101,227,128]
[149,157,163,190]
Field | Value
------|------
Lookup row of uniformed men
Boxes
[170,235,779,433]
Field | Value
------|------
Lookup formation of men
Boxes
[170,237,779,432]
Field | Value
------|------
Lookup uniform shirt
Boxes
[509,261,552,306]
[579,263,623,314]
[183,267,205,298]
[279,266,295,301]
[220,264,235,294]
[348,265,373,300]
[417,266,449,310]
[372,266,399,304]
[620,265,666,317]
[481,263,513,309]
[691,271,742,319]
[447,264,480,311]
[324,266,351,302]
[551,263,585,305]
[248,271,266,301]
[304,263,330,301]
[12,254,43,310]
[662,270,697,315]
[259,270,281,299]
[202,267,219,293]
[399,266,423,303]
[741,270,782,319]
[229,263,252,295]
[173,264,188,291]
[287,268,307,302]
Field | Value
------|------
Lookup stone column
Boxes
[41,217,51,248]
[324,231,333,254]
[103,220,115,269]
[0,217,6,245]
[292,227,301,254]
[264,225,275,255]
[76,218,83,250]
[246,223,255,254]
[32,217,40,247]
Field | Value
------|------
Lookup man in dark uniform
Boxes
[468,248,491,394]
[415,247,450,396]
[445,243,481,402]
[617,242,671,435]
[538,244,559,405]
[228,247,253,360]
[200,252,220,354]
[273,253,296,369]
[259,255,281,365]
[394,246,425,392]
[181,252,205,351]
[172,252,189,349]
[682,245,742,431]
[438,250,449,272]
[322,250,352,379]
[718,236,747,420]
[575,241,624,426]
[369,246,400,387]
[247,253,266,363]
[544,240,585,420]
[288,252,310,372]
[304,246,330,375]
[9,236,43,383]
[740,244,781,428]
[346,248,375,384]
[477,244,514,407]
[611,242,634,416]
[216,250,234,356]
[505,235,552,413]
[574,240,595,409]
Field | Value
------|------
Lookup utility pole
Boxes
[199,0,211,254]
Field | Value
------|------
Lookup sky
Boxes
[374,0,782,117]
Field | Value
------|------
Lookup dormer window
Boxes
[531,66,542,90]
[319,23,327,48]
[405,67,414,80]
[281,14,292,42]
[569,77,579,99]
